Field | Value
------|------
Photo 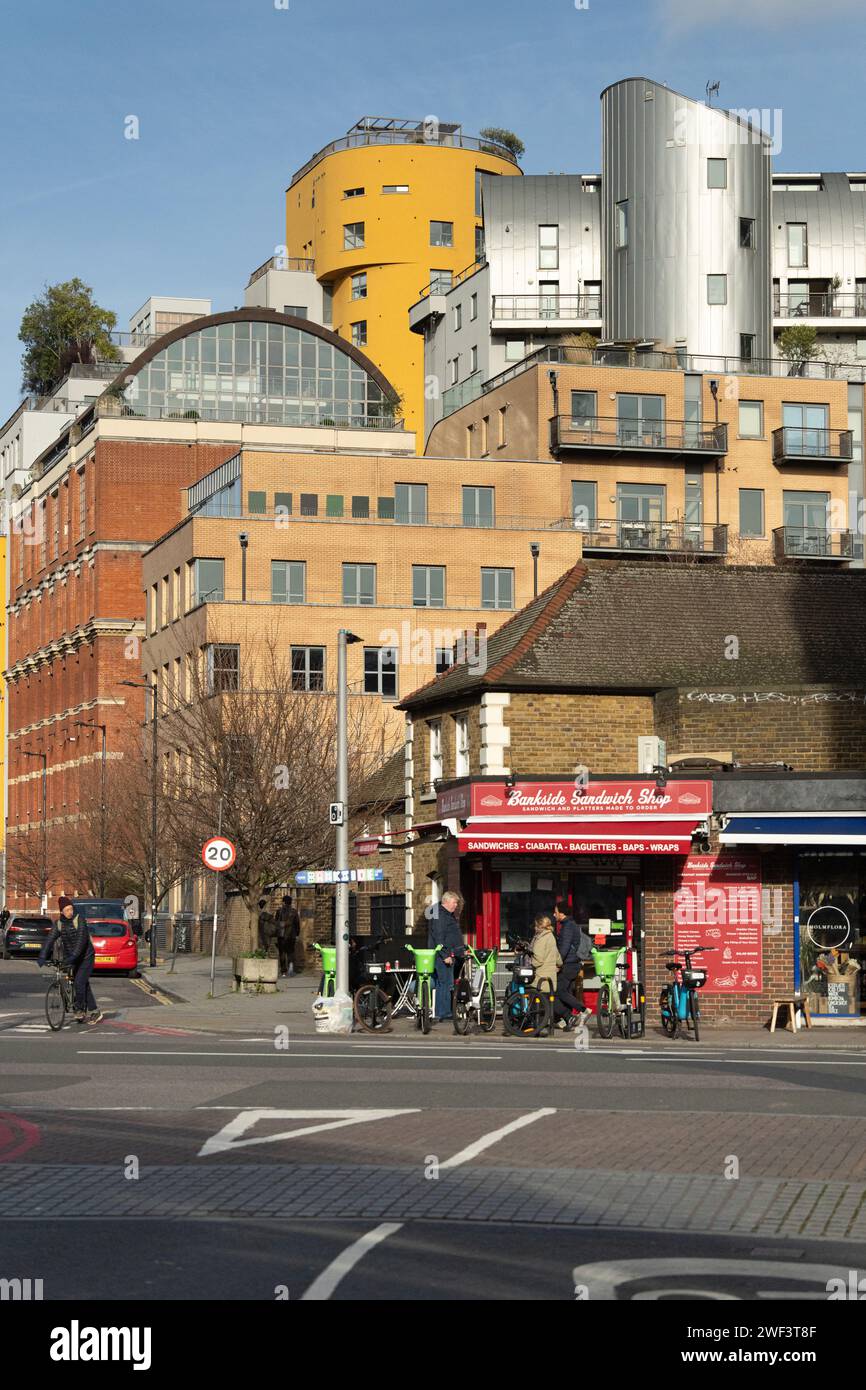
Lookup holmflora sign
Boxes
[438,779,712,820]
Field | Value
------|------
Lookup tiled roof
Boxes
[399,562,866,709]
[354,748,405,809]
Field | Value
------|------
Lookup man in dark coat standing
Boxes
[275,894,300,976]
[552,901,591,1030]
[427,890,465,1022]
[38,895,101,1024]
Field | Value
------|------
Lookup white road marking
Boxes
[440,1107,557,1170]
[301,1222,403,1301]
[198,1108,420,1157]
[75,1049,503,1061]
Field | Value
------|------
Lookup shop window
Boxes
[799,855,865,1017]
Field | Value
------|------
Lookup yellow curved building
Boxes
[286,118,521,443]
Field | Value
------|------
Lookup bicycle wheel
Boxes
[452,976,472,1035]
[660,988,678,1038]
[45,979,66,1031]
[526,990,550,1037]
[419,979,432,1034]
[689,990,701,1042]
[618,995,631,1040]
[354,984,392,1033]
[597,984,614,1039]
[479,982,497,1033]
[502,983,521,1036]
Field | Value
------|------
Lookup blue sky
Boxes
[1,0,864,407]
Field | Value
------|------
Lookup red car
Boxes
[88,918,139,974]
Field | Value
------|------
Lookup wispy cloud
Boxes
[659,0,862,31]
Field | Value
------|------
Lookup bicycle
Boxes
[502,940,551,1037]
[452,946,498,1035]
[312,942,337,998]
[353,943,393,1033]
[591,946,631,1040]
[659,945,715,1041]
[45,962,76,1031]
[405,944,442,1035]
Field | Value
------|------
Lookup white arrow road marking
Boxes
[301,1223,404,1301]
[197,1108,419,1157]
[439,1107,556,1170]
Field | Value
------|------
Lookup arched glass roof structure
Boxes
[107,310,399,428]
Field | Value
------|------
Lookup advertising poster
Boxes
[673,853,763,993]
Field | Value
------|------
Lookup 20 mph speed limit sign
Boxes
[202,836,237,871]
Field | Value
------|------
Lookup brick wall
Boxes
[656,686,866,770]
[508,692,655,773]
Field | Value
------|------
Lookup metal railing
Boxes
[772,527,854,560]
[417,260,486,301]
[551,415,728,454]
[187,505,575,531]
[774,292,866,319]
[181,584,527,612]
[247,255,316,285]
[492,294,602,320]
[575,518,728,556]
[108,330,164,348]
[290,123,519,186]
[771,426,853,462]
[95,397,404,430]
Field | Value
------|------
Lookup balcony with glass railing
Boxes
[771,426,853,464]
[550,415,728,456]
[575,518,727,557]
[774,292,866,320]
[492,293,602,325]
[773,527,853,561]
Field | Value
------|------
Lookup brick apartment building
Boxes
[346,562,866,1028]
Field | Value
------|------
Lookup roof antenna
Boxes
[706,80,720,107]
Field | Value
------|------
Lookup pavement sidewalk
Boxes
[123,953,866,1047]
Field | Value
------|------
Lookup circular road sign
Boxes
[202,836,237,872]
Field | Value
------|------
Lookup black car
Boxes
[2,914,55,960]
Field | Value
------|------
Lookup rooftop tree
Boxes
[19,278,120,397]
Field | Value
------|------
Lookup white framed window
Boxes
[738,400,764,438]
[707,158,727,189]
[615,200,628,249]
[343,221,365,249]
[453,303,462,331]
[454,714,469,777]
[206,643,239,694]
[271,560,305,603]
[351,320,367,347]
[481,567,513,609]
[470,293,478,320]
[291,646,325,691]
[343,562,376,606]
[429,719,443,785]
[430,220,454,247]
[382,184,409,194]
[707,274,727,305]
[364,646,397,699]
[470,345,478,374]
[538,224,559,268]
[351,272,367,300]
[787,222,808,268]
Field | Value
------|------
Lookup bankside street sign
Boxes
[202,836,237,871]
[295,868,385,885]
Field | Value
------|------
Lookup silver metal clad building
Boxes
[484,174,602,300]
[601,77,772,360]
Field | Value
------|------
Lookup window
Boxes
[300,493,317,516]
[740,333,755,363]
[707,158,727,188]
[326,494,344,517]
[707,274,727,305]
[539,281,559,318]
[475,225,485,261]
[283,305,307,318]
[617,482,665,524]
[430,269,452,293]
[351,320,367,347]
[382,183,409,194]
[378,496,395,519]
[782,402,829,456]
[435,647,454,675]
[475,168,485,217]
[470,293,478,320]
[430,220,454,247]
[480,414,489,453]
[322,283,333,325]
[787,222,808,268]
[615,200,628,249]
[344,221,365,249]
[463,485,494,528]
[275,491,292,517]
[272,560,305,603]
[454,714,469,777]
[504,338,525,361]
[449,357,460,385]
[783,489,830,546]
[344,187,364,199]
[481,567,513,610]
[857,339,866,361]
[77,469,86,539]
[571,390,597,427]
[453,303,462,331]
[248,491,266,514]
[538,224,559,269]
[343,562,376,605]
[352,495,369,518]
[412,565,445,607]
[291,646,325,692]
[738,400,764,438]
[429,720,443,785]
[207,644,239,694]
[617,393,664,444]
[351,273,367,300]
[192,557,224,605]
[364,646,397,698]
[572,480,597,529]
[739,489,765,538]
[470,345,478,374]
[498,405,508,447]
[395,482,427,525]
[739,217,755,249]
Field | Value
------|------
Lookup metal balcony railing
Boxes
[551,415,728,455]
[95,398,404,430]
[492,293,602,320]
[574,518,728,556]
[290,120,519,186]
[773,527,854,561]
[774,292,866,319]
[771,426,853,462]
[247,255,316,286]
[187,504,575,531]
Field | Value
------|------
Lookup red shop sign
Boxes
[455,779,712,819]
[673,853,763,994]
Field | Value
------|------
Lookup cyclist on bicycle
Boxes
[38,895,102,1025]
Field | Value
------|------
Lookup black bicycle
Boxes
[45,962,76,1031]
[352,937,395,1034]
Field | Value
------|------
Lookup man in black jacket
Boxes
[38,896,102,1024]
[552,901,591,1030]
[427,890,465,1021]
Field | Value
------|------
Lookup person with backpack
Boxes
[38,895,102,1024]
[552,901,592,1030]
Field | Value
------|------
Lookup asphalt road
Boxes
[2,961,866,1302]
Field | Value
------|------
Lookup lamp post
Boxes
[120,678,158,968]
[335,629,361,998]
[22,748,47,912]
[530,541,540,598]
[75,721,107,896]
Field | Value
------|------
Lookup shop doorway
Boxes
[498,866,632,951]
[798,853,866,1018]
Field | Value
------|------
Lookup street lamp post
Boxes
[22,748,47,912]
[75,721,107,896]
[120,679,158,968]
[334,629,361,998]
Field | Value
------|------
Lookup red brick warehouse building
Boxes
[373,562,866,1027]
[4,308,400,908]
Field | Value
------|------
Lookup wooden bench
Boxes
[768,996,813,1033]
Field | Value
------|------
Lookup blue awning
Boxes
[720,815,866,845]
